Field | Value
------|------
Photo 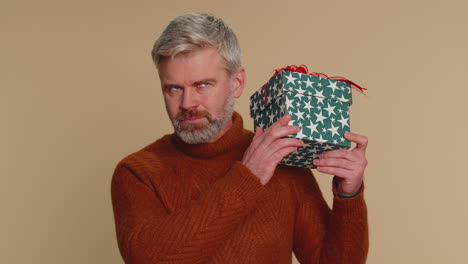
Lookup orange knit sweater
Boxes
[111,112,368,264]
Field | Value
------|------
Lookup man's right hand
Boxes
[242,114,303,185]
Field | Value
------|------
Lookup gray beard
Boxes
[170,92,235,144]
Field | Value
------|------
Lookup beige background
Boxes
[2,0,468,263]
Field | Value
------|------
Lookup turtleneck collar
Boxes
[170,112,251,159]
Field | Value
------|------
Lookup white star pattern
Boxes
[323,144,334,150]
[296,87,305,94]
[272,83,278,93]
[304,78,314,88]
[314,90,324,98]
[314,110,327,124]
[294,156,303,163]
[328,124,340,138]
[280,102,286,113]
[304,100,313,111]
[251,102,258,113]
[286,98,295,110]
[295,92,304,99]
[315,134,327,143]
[306,122,319,135]
[327,80,340,93]
[285,73,297,85]
[267,95,273,105]
[316,97,325,105]
[255,114,261,122]
[310,147,319,153]
[268,112,275,125]
[294,110,305,121]
[296,129,307,139]
[314,90,325,105]
[338,114,349,128]
[337,94,350,103]
[324,103,336,116]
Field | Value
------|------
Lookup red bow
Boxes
[273,64,367,93]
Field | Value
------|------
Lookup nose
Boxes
[181,87,199,110]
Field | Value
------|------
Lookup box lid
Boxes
[250,70,352,118]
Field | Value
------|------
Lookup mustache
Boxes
[176,110,213,122]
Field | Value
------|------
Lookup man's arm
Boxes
[294,132,369,263]
[111,160,263,264]
[292,169,368,264]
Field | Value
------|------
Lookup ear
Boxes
[232,67,246,98]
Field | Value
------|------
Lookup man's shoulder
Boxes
[116,134,175,173]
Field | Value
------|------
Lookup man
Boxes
[111,13,369,264]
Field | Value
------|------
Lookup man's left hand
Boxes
[313,132,368,197]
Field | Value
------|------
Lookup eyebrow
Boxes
[161,82,180,90]
[194,78,217,86]
[162,78,218,88]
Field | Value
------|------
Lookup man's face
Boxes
[158,46,244,144]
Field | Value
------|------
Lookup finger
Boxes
[248,127,264,151]
[273,146,299,163]
[319,149,358,162]
[268,114,292,130]
[315,166,351,177]
[266,137,303,154]
[261,125,299,147]
[313,157,355,170]
[344,132,368,153]
[252,127,263,142]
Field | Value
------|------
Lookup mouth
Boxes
[181,117,206,124]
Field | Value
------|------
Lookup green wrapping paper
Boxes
[250,70,352,168]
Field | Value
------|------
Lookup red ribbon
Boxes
[272,64,367,93]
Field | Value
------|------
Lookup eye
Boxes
[166,86,182,92]
[199,82,210,88]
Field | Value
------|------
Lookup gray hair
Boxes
[151,13,242,76]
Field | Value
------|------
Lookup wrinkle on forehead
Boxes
[158,47,226,86]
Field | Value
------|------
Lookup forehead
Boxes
[158,46,228,84]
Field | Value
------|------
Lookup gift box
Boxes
[250,69,354,168]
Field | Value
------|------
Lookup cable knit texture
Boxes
[111,112,368,264]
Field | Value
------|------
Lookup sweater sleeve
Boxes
[111,160,264,264]
[292,169,368,264]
